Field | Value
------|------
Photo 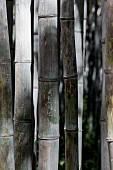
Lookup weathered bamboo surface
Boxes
[0,0,15,169]
[38,0,59,169]
[15,0,31,62]
[0,136,15,169]
[65,131,78,170]
[38,139,59,170]
[0,64,13,135]
[14,122,33,169]
[14,0,33,169]
[38,81,59,139]
[104,0,113,169]
[60,20,76,77]
[38,18,58,79]
[60,0,78,169]
[15,63,32,121]
[38,0,57,17]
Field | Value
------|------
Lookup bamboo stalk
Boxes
[104,0,113,169]
[14,0,33,169]
[60,0,78,169]
[33,2,39,166]
[0,0,15,169]
[101,2,110,163]
[38,1,59,169]
[74,0,84,169]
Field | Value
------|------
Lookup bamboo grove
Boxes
[0,0,112,169]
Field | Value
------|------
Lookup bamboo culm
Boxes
[14,0,33,169]
[60,0,78,169]
[104,0,113,169]
[101,0,110,169]
[38,0,59,169]
[74,0,84,169]
[0,0,15,169]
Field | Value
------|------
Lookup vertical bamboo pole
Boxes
[101,0,110,169]
[104,0,113,169]
[38,0,59,169]
[60,0,78,169]
[14,0,33,169]
[74,0,84,169]
[101,2,110,168]
[0,0,15,169]
[33,0,39,167]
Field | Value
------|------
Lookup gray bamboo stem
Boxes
[103,0,113,169]
[38,0,59,169]
[0,0,15,169]
[14,0,33,169]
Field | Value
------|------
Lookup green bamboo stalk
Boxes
[60,0,78,169]
[104,0,113,169]
[0,0,15,169]
[38,1,59,169]
[74,0,84,169]
[14,0,33,169]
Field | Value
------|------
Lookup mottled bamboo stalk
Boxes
[0,0,15,169]
[104,0,113,169]
[101,3,110,164]
[60,0,78,169]
[14,0,33,169]
[38,1,59,169]
[101,0,110,169]
[74,0,84,169]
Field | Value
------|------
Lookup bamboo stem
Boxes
[104,0,113,169]
[14,0,33,169]
[74,0,84,169]
[60,0,78,169]
[0,0,15,169]
[38,1,59,169]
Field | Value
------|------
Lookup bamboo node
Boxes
[106,137,113,142]
[78,130,83,132]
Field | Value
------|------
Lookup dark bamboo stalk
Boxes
[14,0,33,169]
[0,0,15,169]
[104,0,113,169]
[38,0,59,169]
[60,0,78,169]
